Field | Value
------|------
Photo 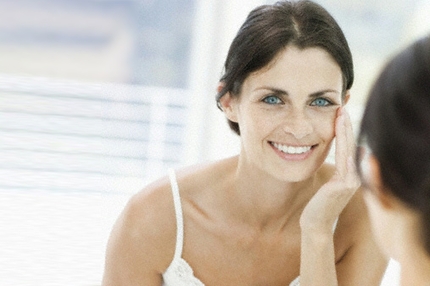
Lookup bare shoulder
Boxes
[102,174,177,285]
[335,188,389,284]
[172,156,238,200]
[319,163,388,283]
[124,174,180,265]
[128,175,177,259]
[337,187,369,241]
[334,178,388,284]
[102,157,238,285]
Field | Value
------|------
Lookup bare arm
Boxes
[300,226,337,285]
[300,191,388,286]
[102,183,175,286]
[298,108,387,285]
[335,192,388,285]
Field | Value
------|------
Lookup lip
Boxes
[269,141,316,161]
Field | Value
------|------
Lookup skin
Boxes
[224,46,341,184]
[102,45,387,285]
[362,154,430,285]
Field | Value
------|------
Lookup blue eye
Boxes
[263,95,282,105]
[311,98,331,106]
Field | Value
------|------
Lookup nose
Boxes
[282,108,313,139]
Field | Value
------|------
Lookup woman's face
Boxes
[226,45,344,182]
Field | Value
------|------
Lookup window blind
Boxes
[0,75,189,194]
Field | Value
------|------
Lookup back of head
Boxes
[217,0,353,135]
[358,35,430,254]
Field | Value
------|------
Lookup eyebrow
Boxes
[256,86,340,98]
[309,89,340,98]
[255,86,287,95]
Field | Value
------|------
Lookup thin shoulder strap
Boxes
[333,217,339,233]
[168,168,184,260]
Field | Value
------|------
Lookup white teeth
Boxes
[272,143,312,154]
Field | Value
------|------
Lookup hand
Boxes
[300,107,361,232]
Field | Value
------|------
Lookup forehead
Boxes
[244,45,343,92]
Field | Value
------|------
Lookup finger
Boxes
[343,108,356,159]
[335,107,348,176]
[346,156,361,192]
[343,109,362,185]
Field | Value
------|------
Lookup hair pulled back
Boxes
[216,0,353,135]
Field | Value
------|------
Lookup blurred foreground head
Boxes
[357,35,430,255]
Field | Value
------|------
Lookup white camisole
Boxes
[162,169,301,286]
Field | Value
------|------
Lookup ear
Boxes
[217,83,239,123]
[342,90,351,105]
[367,155,396,210]
[217,82,224,94]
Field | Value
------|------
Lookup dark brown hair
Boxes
[216,0,353,135]
[357,35,430,254]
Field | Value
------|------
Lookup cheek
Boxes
[238,106,274,134]
[235,109,267,146]
[309,109,337,139]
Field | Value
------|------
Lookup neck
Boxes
[222,155,319,231]
[399,252,430,286]
[391,211,430,285]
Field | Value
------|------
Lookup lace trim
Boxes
[163,169,300,286]
[162,257,205,286]
[162,257,300,286]
[290,276,300,286]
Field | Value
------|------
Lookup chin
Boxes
[275,167,316,183]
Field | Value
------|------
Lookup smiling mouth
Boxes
[270,142,315,154]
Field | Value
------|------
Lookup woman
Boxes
[356,35,430,285]
[102,1,387,285]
